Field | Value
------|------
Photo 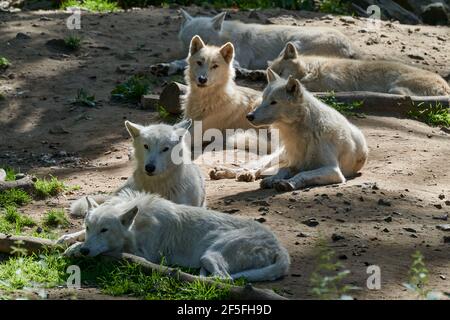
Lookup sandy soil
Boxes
[0,6,449,300]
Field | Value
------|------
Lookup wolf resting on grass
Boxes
[58,120,205,244]
[269,42,450,96]
[245,69,368,192]
[64,190,290,282]
[151,10,361,76]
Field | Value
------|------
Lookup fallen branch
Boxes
[158,81,187,115]
[0,233,287,300]
[314,91,449,116]
[0,233,57,255]
[0,175,36,192]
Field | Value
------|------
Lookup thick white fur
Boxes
[249,70,368,191]
[269,42,450,96]
[178,10,360,70]
[69,120,205,218]
[64,190,290,282]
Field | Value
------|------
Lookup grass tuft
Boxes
[64,35,82,51]
[0,57,10,70]
[34,176,67,198]
[111,75,151,103]
[42,209,70,228]
[1,166,18,181]
[0,189,32,208]
[72,88,96,108]
[408,102,450,127]
[60,0,119,12]
[320,92,363,116]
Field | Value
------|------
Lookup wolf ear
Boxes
[283,42,298,60]
[190,35,205,55]
[125,121,143,139]
[219,42,234,64]
[180,9,193,22]
[86,196,99,211]
[120,206,139,229]
[174,118,192,131]
[211,12,226,31]
[286,76,303,98]
[266,68,281,83]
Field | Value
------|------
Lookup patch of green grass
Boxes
[64,35,82,51]
[403,251,432,299]
[111,75,152,103]
[60,0,119,12]
[0,253,238,299]
[42,209,69,229]
[0,206,36,234]
[0,57,10,70]
[72,88,96,108]
[408,102,450,127]
[310,242,357,300]
[0,189,32,208]
[33,176,67,198]
[317,0,354,15]
[320,92,363,116]
[1,166,18,181]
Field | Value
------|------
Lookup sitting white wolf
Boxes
[246,69,368,191]
[64,190,290,282]
[151,10,361,76]
[69,120,205,216]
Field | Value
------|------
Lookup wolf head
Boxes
[268,42,308,80]
[246,69,307,126]
[79,197,138,257]
[185,35,235,89]
[178,10,227,53]
[125,120,192,176]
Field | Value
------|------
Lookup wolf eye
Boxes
[144,144,149,150]
[162,147,169,152]
[270,101,277,105]
[100,228,108,233]
[211,64,219,69]
[197,61,203,66]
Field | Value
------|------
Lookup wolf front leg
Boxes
[274,165,346,192]
[150,59,187,76]
[56,229,86,245]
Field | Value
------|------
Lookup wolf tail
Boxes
[69,194,109,218]
[230,247,290,282]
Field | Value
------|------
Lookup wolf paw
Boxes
[260,177,276,189]
[236,170,256,182]
[273,180,295,192]
[56,234,78,246]
[63,242,84,257]
[150,63,170,76]
[209,167,237,180]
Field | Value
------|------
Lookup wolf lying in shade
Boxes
[63,190,290,282]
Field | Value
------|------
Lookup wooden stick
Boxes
[0,176,36,192]
[0,233,287,300]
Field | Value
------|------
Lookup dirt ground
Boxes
[0,6,449,300]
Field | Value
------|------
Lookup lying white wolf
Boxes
[246,69,368,192]
[64,190,290,282]
[269,42,450,96]
[151,10,360,76]
[69,120,205,218]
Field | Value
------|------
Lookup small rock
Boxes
[378,199,391,206]
[331,233,345,242]
[296,232,309,238]
[408,54,425,60]
[433,214,448,221]
[254,217,266,223]
[49,125,70,135]
[438,194,445,200]
[0,169,6,182]
[338,254,348,260]
[252,200,270,206]
[384,216,393,223]
[444,236,450,243]
[436,224,450,231]
[403,227,417,233]
[383,228,390,233]
[223,208,240,214]
[16,32,31,40]
[434,204,443,209]
[302,218,319,227]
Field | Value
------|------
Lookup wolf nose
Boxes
[80,247,90,256]
[246,113,255,122]
[145,163,156,173]
[198,75,207,84]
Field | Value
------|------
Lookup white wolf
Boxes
[151,10,360,76]
[59,120,205,244]
[245,69,368,192]
[184,35,263,135]
[269,42,450,96]
[64,190,290,282]
[68,120,205,217]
